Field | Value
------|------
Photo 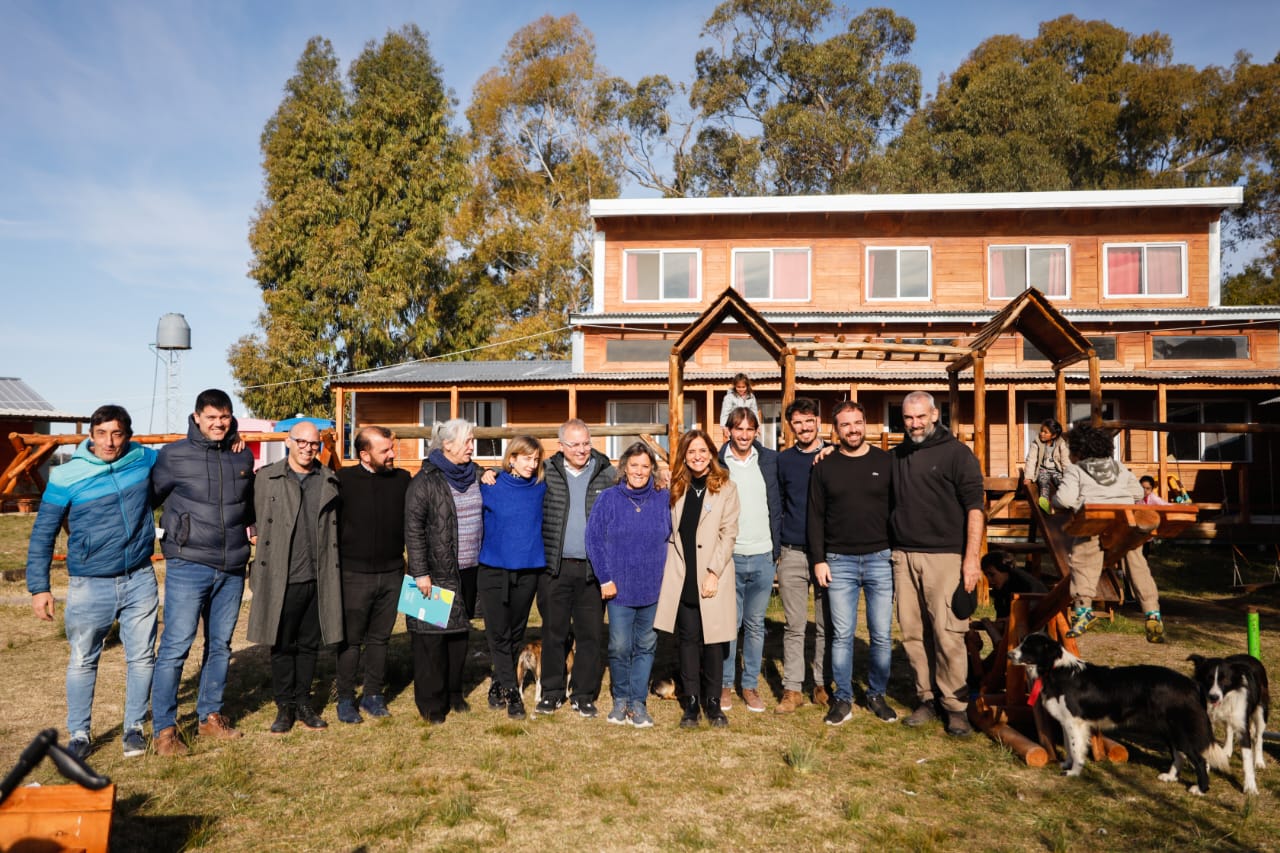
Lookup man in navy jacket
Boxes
[150,389,255,755]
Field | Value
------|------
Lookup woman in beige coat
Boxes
[655,429,739,728]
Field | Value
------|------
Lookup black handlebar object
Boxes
[0,729,112,806]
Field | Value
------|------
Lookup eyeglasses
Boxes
[292,439,322,450]
[560,441,591,450]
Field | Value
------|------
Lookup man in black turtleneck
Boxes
[336,426,411,724]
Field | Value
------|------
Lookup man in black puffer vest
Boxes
[535,419,616,717]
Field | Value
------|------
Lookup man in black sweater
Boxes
[891,391,985,737]
[808,400,896,726]
[336,426,411,723]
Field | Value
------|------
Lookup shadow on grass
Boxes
[112,792,213,852]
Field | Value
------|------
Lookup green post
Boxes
[1247,608,1261,660]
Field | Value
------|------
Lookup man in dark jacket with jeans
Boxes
[151,389,255,755]
[535,419,616,717]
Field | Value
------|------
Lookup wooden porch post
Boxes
[1006,384,1018,480]
[780,349,796,449]
[973,354,987,475]
[1055,369,1067,429]
[1156,383,1168,501]
[1088,353,1102,427]
[949,371,961,439]
[705,387,714,432]
[669,351,684,453]
[449,386,460,419]
[567,387,577,421]
[334,388,345,462]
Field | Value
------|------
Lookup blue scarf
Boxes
[429,449,476,493]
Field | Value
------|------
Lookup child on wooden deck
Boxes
[1025,418,1068,513]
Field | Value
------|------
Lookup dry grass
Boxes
[2,517,1279,851]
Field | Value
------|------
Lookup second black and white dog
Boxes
[1188,653,1270,795]
[1010,633,1226,794]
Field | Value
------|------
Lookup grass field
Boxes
[2,513,1279,852]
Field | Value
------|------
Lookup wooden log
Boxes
[974,713,1051,768]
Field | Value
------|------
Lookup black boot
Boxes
[270,704,296,734]
[506,688,527,721]
[488,680,507,710]
[703,696,728,728]
[296,701,328,731]
[679,695,701,728]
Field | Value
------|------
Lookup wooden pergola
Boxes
[948,288,1099,475]
[667,288,795,452]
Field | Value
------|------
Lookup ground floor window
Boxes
[885,396,950,436]
[1168,400,1250,462]
[607,399,696,458]
[420,398,506,460]
[1024,399,1117,461]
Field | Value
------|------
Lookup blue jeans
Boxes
[606,601,657,707]
[152,558,245,731]
[64,567,158,738]
[826,549,894,703]
[724,553,775,691]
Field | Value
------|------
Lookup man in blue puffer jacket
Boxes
[26,404,159,760]
[150,388,255,756]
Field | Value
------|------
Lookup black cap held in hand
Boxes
[952,579,978,620]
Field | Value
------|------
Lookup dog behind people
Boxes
[1188,653,1270,794]
[1009,632,1226,794]
[516,640,575,707]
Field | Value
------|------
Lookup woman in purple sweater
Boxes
[586,442,671,728]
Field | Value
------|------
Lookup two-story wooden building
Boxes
[333,187,1280,512]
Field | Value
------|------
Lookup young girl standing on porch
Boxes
[1025,418,1068,513]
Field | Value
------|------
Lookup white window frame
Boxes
[865,246,932,301]
[731,247,812,301]
[1023,399,1120,462]
[419,398,507,460]
[606,399,696,458]
[1101,242,1188,298]
[987,244,1071,300]
[621,248,702,304]
[1166,398,1252,463]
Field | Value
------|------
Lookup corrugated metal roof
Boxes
[0,377,87,420]
[572,306,1280,325]
[341,361,578,385]
[590,188,1243,219]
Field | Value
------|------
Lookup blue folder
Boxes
[397,575,455,628]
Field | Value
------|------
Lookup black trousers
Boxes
[477,565,542,691]
[458,566,478,620]
[335,569,401,700]
[412,631,467,718]
[271,581,322,707]
[538,558,604,702]
[675,599,727,704]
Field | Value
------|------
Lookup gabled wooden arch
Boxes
[668,288,795,451]
[947,288,1098,474]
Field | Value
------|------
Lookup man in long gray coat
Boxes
[247,421,343,733]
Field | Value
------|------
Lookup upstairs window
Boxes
[989,245,1069,299]
[1104,243,1186,297]
[624,249,700,302]
[867,247,930,300]
[732,248,810,300]
[1152,335,1249,361]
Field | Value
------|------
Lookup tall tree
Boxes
[230,26,465,417]
[684,0,919,195]
[454,15,622,358]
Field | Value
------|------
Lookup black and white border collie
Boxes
[1188,654,1270,795]
[1010,633,1226,794]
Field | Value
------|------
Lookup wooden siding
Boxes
[600,207,1222,314]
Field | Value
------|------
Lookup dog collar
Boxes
[1027,678,1043,706]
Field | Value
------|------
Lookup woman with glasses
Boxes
[655,429,739,728]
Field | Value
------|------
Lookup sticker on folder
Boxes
[397,576,455,628]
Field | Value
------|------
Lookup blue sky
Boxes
[2,0,1276,428]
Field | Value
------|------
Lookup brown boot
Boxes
[719,687,734,711]
[198,712,244,740]
[774,690,804,714]
[154,726,188,757]
[812,685,830,708]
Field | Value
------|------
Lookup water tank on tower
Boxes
[151,314,192,433]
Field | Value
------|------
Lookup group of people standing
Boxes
[28,384,994,758]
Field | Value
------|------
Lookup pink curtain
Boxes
[625,253,639,300]
[867,251,878,297]
[990,249,1006,297]
[1107,247,1141,295]
[1146,246,1182,294]
[773,250,808,299]
[733,253,748,295]
[1046,250,1066,296]
[680,253,697,299]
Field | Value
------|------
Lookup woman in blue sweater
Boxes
[477,435,547,720]
[586,442,671,728]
